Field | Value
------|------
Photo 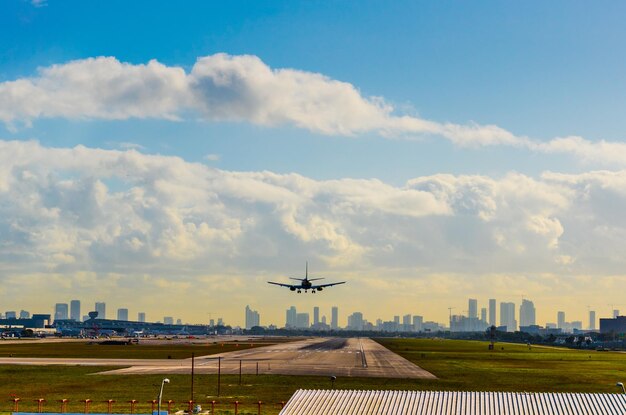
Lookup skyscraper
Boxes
[286,306,297,328]
[70,300,81,321]
[313,306,320,326]
[412,315,423,332]
[54,303,69,321]
[488,299,496,326]
[138,312,146,323]
[296,313,310,329]
[245,305,260,329]
[402,314,412,331]
[589,310,596,330]
[519,299,536,327]
[480,308,487,322]
[331,306,338,329]
[500,302,516,332]
[557,311,565,329]
[347,312,364,330]
[468,299,478,319]
[117,308,129,321]
[95,302,106,320]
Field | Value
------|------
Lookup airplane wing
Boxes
[311,281,346,289]
[268,281,296,289]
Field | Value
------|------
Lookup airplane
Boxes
[268,262,346,293]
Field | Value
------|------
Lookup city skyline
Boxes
[3,2,626,325]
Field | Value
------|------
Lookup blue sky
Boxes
[2,1,626,326]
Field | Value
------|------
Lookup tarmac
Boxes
[0,337,436,379]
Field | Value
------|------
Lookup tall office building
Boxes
[331,306,338,329]
[412,315,423,332]
[54,303,69,321]
[70,300,80,321]
[480,308,487,322]
[403,314,412,331]
[245,305,260,329]
[500,302,516,332]
[313,307,320,326]
[557,311,565,329]
[95,302,106,320]
[347,312,364,330]
[613,309,620,318]
[19,310,30,319]
[488,299,496,326]
[163,316,174,325]
[138,312,146,323]
[296,313,310,329]
[519,299,536,327]
[286,306,297,328]
[117,308,129,321]
[468,299,478,319]
[589,310,596,330]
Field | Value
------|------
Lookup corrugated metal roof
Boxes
[279,390,626,415]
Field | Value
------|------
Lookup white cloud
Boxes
[204,154,220,161]
[4,54,626,166]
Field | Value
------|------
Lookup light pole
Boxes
[617,382,626,394]
[157,378,170,415]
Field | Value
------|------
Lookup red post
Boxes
[210,400,216,414]
[234,401,239,415]
[148,400,157,412]
[83,399,92,414]
[129,399,138,414]
[59,399,69,413]
[105,399,115,414]
[257,400,263,415]
[187,400,194,413]
[35,398,45,413]
[167,399,175,413]
[11,398,20,412]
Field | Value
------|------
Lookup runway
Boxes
[0,338,436,379]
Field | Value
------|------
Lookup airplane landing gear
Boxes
[297,290,302,293]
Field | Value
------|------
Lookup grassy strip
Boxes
[0,341,273,360]
[376,338,626,392]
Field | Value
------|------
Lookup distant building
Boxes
[245,305,260,329]
[500,302,516,332]
[117,308,129,321]
[5,311,16,319]
[614,310,620,318]
[54,303,69,321]
[402,314,411,331]
[296,313,309,329]
[557,311,565,329]
[347,312,364,331]
[412,315,423,332]
[519,299,536,327]
[163,316,174,325]
[331,306,339,329]
[95,302,106,320]
[286,306,297,328]
[138,312,146,323]
[480,308,487,323]
[176,319,182,325]
[589,310,596,330]
[600,316,626,334]
[19,310,30,319]
[70,300,81,321]
[488,299,496,326]
[468,299,478,319]
[313,307,320,326]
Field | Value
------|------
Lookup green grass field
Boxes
[0,340,275,359]
[377,338,626,393]
[3,338,626,414]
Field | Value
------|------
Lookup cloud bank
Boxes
[2,140,626,277]
[2,54,626,165]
